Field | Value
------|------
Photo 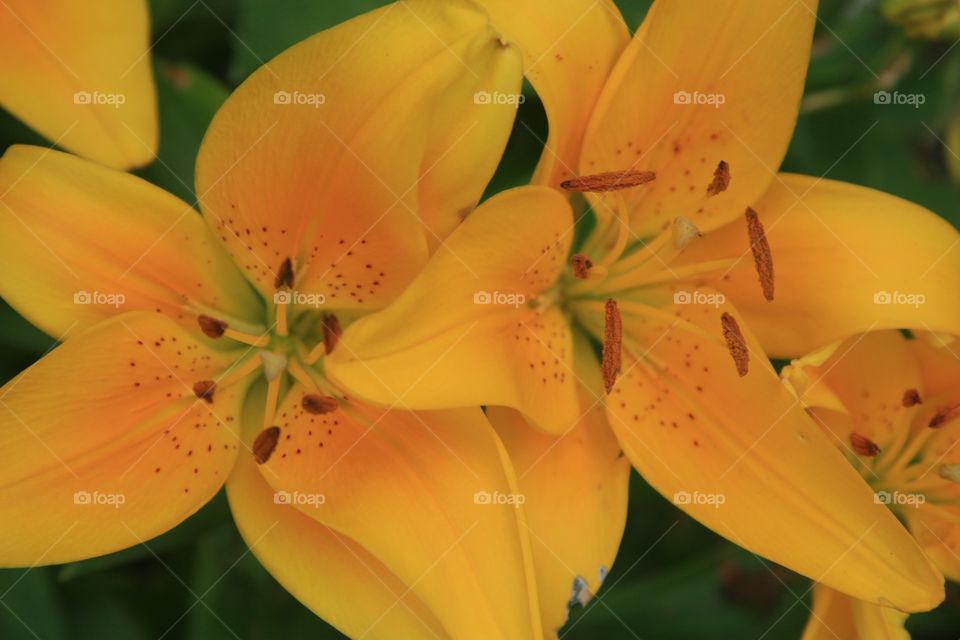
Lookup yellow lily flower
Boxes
[0,2,630,637]
[327,0,960,611]
[793,331,960,639]
[0,0,158,169]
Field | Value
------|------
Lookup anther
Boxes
[602,299,622,394]
[197,314,227,338]
[253,426,281,464]
[570,254,593,279]
[672,216,702,250]
[849,432,881,457]
[322,313,342,355]
[745,208,774,302]
[192,380,216,403]
[902,388,922,407]
[275,257,294,289]
[929,402,960,428]
[561,169,656,193]
[706,160,731,196]
[303,394,339,415]
[720,312,749,377]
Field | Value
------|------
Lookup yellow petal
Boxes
[252,394,542,639]
[327,186,579,434]
[196,0,523,302]
[0,0,157,169]
[0,146,261,338]
[0,313,248,566]
[803,584,910,640]
[227,452,446,640]
[589,293,943,611]
[580,0,817,237]
[476,0,629,187]
[681,174,960,358]
[906,507,960,582]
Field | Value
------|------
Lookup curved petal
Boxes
[196,0,523,302]
[0,146,261,339]
[681,174,960,358]
[252,394,542,639]
[0,312,248,566]
[585,291,943,611]
[0,0,157,169]
[476,0,629,187]
[802,584,909,640]
[227,452,446,640]
[327,186,578,434]
[906,508,960,582]
[580,0,817,237]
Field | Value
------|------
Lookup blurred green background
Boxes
[2,0,960,638]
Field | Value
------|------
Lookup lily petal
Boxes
[0,146,261,338]
[589,292,943,611]
[327,186,579,434]
[476,0,629,187]
[0,0,157,169]
[228,451,447,640]
[0,313,248,566]
[681,174,960,358]
[580,0,817,237]
[196,0,523,302]
[803,584,909,640]
[254,393,542,639]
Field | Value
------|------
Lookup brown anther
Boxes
[302,394,339,415]
[570,254,593,279]
[192,380,216,403]
[849,432,881,457]
[253,426,281,464]
[322,313,342,355]
[929,402,960,428]
[197,314,227,338]
[561,169,656,193]
[274,257,294,289]
[902,388,922,407]
[745,208,774,302]
[601,299,622,394]
[706,160,731,196]
[720,312,749,377]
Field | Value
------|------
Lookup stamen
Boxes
[929,402,960,428]
[745,208,775,302]
[849,432,881,457]
[938,464,960,484]
[253,426,281,464]
[192,380,216,403]
[720,312,749,377]
[303,394,339,415]
[197,314,227,338]
[706,160,731,196]
[274,256,294,290]
[561,170,656,193]
[672,216,702,250]
[602,299,622,394]
[902,388,922,407]
[263,377,280,428]
[570,254,593,279]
